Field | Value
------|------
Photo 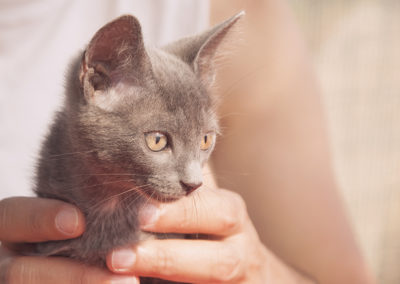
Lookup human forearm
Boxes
[210,0,375,283]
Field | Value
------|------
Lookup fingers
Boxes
[0,250,138,284]
[139,188,248,237]
[107,239,245,283]
[0,197,85,243]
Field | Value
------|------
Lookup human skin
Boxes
[0,0,376,283]
[0,176,312,283]
[0,197,138,283]
[208,0,376,283]
[105,166,313,283]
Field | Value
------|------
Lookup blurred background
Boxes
[290,1,400,283]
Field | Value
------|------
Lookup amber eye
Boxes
[145,132,168,152]
[200,133,215,151]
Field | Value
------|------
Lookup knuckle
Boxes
[73,266,91,284]
[6,257,23,284]
[212,245,244,282]
[2,255,95,284]
[69,262,105,284]
[230,191,247,214]
[179,204,192,229]
[220,212,239,233]
[221,192,247,232]
[1,257,13,284]
[28,211,44,236]
[152,247,174,274]
[6,257,32,284]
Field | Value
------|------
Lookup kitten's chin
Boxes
[142,188,185,203]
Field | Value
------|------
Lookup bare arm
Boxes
[210,0,375,283]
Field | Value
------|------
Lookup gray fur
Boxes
[33,13,242,282]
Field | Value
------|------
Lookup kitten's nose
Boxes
[180,181,202,195]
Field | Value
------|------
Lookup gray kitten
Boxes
[33,13,242,283]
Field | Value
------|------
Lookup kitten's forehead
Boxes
[148,48,211,111]
[92,46,217,136]
[130,48,215,133]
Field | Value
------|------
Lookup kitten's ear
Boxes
[165,11,244,87]
[80,15,150,99]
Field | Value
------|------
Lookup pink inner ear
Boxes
[85,15,145,72]
[81,15,151,90]
[193,12,244,88]
[88,17,135,63]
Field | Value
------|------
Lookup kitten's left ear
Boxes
[164,11,244,88]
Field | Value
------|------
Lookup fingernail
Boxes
[110,276,139,284]
[138,203,159,228]
[55,207,79,235]
[111,248,136,272]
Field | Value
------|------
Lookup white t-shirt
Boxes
[0,0,209,199]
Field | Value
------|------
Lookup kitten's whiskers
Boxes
[90,183,152,211]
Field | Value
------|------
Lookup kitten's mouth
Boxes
[143,188,185,202]
[114,175,188,203]
[133,185,185,203]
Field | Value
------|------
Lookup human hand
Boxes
[0,197,138,284]
[107,188,315,283]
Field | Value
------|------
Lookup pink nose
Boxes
[180,181,203,195]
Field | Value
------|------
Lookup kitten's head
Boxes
[68,13,242,201]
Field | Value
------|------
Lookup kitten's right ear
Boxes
[80,15,151,100]
[164,11,244,88]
